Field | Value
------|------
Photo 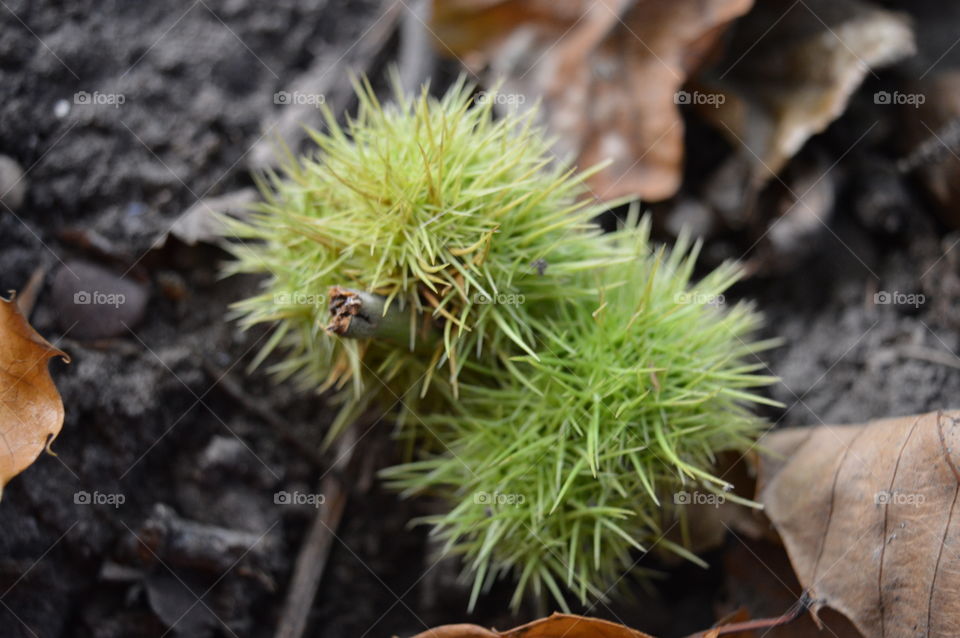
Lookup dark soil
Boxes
[2,2,959,638]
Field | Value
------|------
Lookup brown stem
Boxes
[273,429,356,638]
[684,591,813,637]
[326,286,412,344]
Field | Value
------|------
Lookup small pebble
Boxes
[51,260,149,339]
[197,436,247,475]
[124,201,148,217]
[0,155,27,211]
[54,99,70,119]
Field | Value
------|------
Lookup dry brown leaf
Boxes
[431,0,753,202]
[406,610,812,638]
[698,0,914,185]
[721,540,864,637]
[408,612,655,638]
[0,294,69,495]
[756,410,960,638]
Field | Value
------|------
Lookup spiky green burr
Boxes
[383,219,779,610]
[224,77,619,441]
[225,76,779,611]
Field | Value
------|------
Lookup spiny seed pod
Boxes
[224,77,621,441]
[383,218,780,610]
[225,77,778,609]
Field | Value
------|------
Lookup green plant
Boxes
[226,76,778,611]
[383,219,779,610]
[224,76,620,442]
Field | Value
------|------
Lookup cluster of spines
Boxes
[226,77,778,610]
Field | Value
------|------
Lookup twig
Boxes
[326,286,442,354]
[899,344,960,370]
[273,428,357,638]
[684,591,813,637]
[326,286,410,340]
[398,0,435,97]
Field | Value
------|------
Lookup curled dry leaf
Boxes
[698,0,914,185]
[0,294,69,495]
[430,0,753,202]
[409,613,654,638]
[721,541,864,637]
[408,609,821,638]
[756,410,960,638]
[162,187,258,247]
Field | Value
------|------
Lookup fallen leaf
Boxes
[431,0,753,202]
[697,0,914,185]
[0,294,69,495]
[409,613,655,638]
[755,410,960,638]
[408,608,827,638]
[721,540,864,637]
[163,187,258,247]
